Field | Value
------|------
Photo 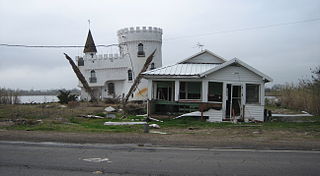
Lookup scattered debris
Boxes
[149,117,164,123]
[105,113,116,119]
[92,171,103,174]
[149,124,160,129]
[80,115,104,119]
[188,127,199,130]
[253,131,262,134]
[58,105,67,108]
[136,114,147,117]
[104,122,147,125]
[175,109,222,122]
[83,158,111,163]
[104,106,116,112]
[149,130,167,135]
[272,112,313,117]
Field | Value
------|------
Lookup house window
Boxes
[150,63,155,70]
[78,57,84,66]
[89,70,97,83]
[179,82,201,99]
[156,81,174,101]
[128,70,133,81]
[246,84,260,104]
[137,43,145,57]
[108,83,115,95]
[208,82,223,102]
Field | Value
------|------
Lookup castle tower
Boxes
[117,26,163,101]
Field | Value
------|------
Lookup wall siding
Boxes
[205,65,263,83]
[244,105,264,121]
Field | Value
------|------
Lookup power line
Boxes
[163,17,320,41]
[0,43,119,48]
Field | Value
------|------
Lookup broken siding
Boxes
[205,65,263,82]
[244,105,264,121]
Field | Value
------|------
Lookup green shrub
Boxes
[57,90,78,104]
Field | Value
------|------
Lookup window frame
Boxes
[207,81,223,103]
[107,82,115,95]
[179,81,202,100]
[137,43,145,57]
[127,69,133,81]
[246,84,260,104]
[89,70,97,83]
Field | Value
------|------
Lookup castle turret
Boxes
[83,30,97,59]
[117,26,163,100]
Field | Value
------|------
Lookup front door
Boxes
[226,84,242,119]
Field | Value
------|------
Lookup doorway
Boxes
[226,84,242,119]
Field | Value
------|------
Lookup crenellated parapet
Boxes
[117,26,162,36]
[117,26,162,44]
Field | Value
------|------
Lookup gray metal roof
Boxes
[143,63,220,77]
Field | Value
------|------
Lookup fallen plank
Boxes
[104,122,147,126]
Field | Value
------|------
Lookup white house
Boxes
[76,27,162,101]
[142,50,273,122]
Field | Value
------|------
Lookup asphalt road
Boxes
[0,141,320,176]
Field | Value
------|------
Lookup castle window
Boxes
[108,83,115,95]
[137,43,145,57]
[150,63,155,70]
[89,70,97,83]
[128,69,133,81]
[78,57,84,66]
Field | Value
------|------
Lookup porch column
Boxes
[202,80,208,102]
[174,80,179,101]
[260,83,265,105]
[222,82,227,119]
[147,80,153,100]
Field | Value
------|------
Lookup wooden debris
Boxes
[63,53,97,102]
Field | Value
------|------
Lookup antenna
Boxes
[88,19,91,29]
[195,42,204,51]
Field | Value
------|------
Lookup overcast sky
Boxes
[0,0,319,90]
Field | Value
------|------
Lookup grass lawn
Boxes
[0,103,320,135]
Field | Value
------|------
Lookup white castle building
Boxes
[76,26,163,101]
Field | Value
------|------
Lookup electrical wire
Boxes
[163,17,320,41]
[0,43,119,48]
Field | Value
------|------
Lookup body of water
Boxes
[19,95,59,104]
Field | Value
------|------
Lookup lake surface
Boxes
[19,95,59,104]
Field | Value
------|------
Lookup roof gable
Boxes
[200,58,273,82]
[178,50,226,64]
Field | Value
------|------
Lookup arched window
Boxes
[128,69,133,81]
[108,83,115,95]
[78,57,84,66]
[150,63,155,70]
[137,43,145,57]
[90,70,97,83]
